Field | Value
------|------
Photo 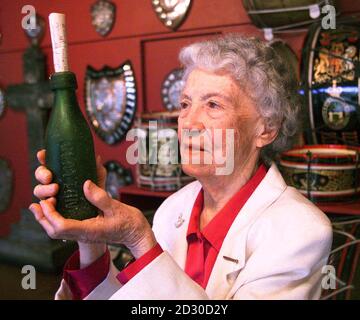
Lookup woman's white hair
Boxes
[179,33,301,163]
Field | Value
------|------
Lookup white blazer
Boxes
[55,163,333,300]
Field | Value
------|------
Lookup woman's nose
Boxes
[181,107,205,131]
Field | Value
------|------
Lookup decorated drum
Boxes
[135,112,194,191]
[242,0,336,30]
[301,19,360,146]
[278,145,360,202]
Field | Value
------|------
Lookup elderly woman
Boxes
[29,34,332,300]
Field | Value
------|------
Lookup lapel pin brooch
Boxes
[175,213,185,228]
[223,256,239,264]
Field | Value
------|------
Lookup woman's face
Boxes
[178,68,262,179]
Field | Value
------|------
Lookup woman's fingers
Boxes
[37,149,46,165]
[33,183,59,199]
[29,203,44,221]
[31,200,76,241]
[39,199,95,241]
[48,196,57,207]
[35,165,52,184]
[30,196,105,243]
[39,199,65,228]
[29,203,56,237]
[39,199,76,239]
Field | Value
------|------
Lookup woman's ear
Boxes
[255,122,279,148]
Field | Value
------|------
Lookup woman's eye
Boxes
[208,101,220,109]
[180,102,189,109]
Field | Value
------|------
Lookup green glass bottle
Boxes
[45,71,98,220]
[45,13,98,220]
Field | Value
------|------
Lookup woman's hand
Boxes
[31,149,108,267]
[33,149,107,197]
[30,150,157,263]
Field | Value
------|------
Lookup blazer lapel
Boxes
[163,182,202,270]
[205,163,288,299]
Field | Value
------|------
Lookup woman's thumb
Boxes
[96,155,107,189]
[83,180,111,212]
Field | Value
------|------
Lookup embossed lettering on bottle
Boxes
[60,141,80,212]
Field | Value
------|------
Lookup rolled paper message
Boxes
[49,13,69,72]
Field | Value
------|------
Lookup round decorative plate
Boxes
[161,68,184,111]
[104,160,133,199]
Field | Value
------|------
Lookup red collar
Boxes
[186,164,267,251]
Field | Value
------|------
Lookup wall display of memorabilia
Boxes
[152,0,192,30]
[279,145,360,203]
[161,68,184,111]
[0,159,12,213]
[136,111,194,191]
[242,0,337,30]
[85,61,137,145]
[90,0,116,36]
[301,20,360,145]
[104,160,133,200]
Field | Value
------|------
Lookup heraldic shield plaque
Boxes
[91,0,116,37]
[85,62,137,145]
[152,0,192,30]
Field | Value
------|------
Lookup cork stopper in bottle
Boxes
[49,13,69,72]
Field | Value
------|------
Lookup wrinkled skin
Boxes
[29,150,156,260]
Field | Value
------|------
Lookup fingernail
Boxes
[86,180,93,190]
[28,204,34,211]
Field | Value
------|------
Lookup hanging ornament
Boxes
[152,0,192,30]
[91,0,116,36]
